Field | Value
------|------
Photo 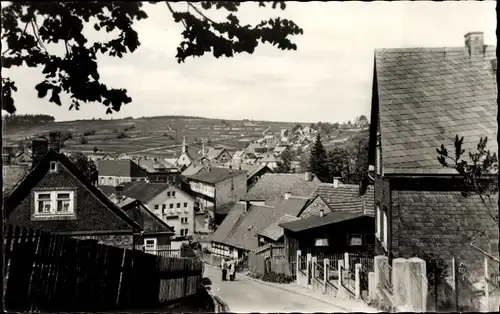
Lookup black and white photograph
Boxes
[1,1,498,313]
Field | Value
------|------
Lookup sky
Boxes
[3,1,496,123]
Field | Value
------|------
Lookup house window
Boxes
[169,204,174,209]
[383,210,388,249]
[314,238,328,247]
[376,134,381,175]
[183,202,188,208]
[181,217,188,224]
[172,191,176,197]
[100,177,105,184]
[348,234,363,246]
[34,191,75,215]
[115,178,120,185]
[49,161,58,173]
[154,204,159,210]
[376,205,381,239]
[144,238,157,250]
[167,191,171,197]
[176,203,180,208]
[162,204,166,210]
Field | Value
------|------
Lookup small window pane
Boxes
[183,202,188,208]
[37,193,51,200]
[57,193,70,199]
[172,191,176,197]
[177,203,180,208]
[169,204,173,209]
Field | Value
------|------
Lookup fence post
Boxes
[324,259,329,294]
[338,259,344,288]
[355,263,361,299]
[484,257,489,312]
[368,272,376,303]
[306,253,312,286]
[312,256,317,282]
[296,250,302,283]
[452,257,458,311]
[345,252,350,271]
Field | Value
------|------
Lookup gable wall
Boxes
[299,196,330,219]
[7,161,133,233]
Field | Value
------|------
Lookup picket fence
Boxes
[4,225,203,313]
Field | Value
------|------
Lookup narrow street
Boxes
[203,265,358,313]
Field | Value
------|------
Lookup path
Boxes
[203,265,373,313]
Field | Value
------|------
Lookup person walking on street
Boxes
[229,259,236,281]
[221,258,227,281]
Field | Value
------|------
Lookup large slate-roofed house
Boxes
[368,31,498,279]
[4,137,142,249]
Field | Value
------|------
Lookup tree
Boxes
[93,146,99,153]
[309,133,329,182]
[437,136,499,262]
[70,152,98,185]
[1,2,303,114]
[327,147,350,180]
[275,149,292,173]
[291,124,302,133]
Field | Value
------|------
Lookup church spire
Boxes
[182,136,187,154]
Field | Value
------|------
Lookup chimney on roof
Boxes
[32,137,49,168]
[304,171,312,181]
[319,209,324,218]
[465,32,485,57]
[333,177,341,188]
[48,132,61,153]
[115,184,124,203]
[284,192,291,200]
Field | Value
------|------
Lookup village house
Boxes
[367,31,498,279]
[272,145,289,158]
[97,159,148,186]
[242,172,321,207]
[109,194,175,254]
[204,146,233,164]
[246,163,274,190]
[279,181,375,262]
[12,148,32,166]
[137,158,181,184]
[3,135,150,249]
[210,194,310,258]
[99,182,196,237]
[184,166,247,228]
[256,152,279,170]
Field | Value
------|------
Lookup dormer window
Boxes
[34,191,75,217]
[49,161,58,173]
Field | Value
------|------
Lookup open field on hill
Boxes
[4,116,367,156]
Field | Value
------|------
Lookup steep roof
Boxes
[280,211,370,233]
[211,196,310,251]
[258,214,299,241]
[120,200,175,235]
[185,166,247,185]
[393,190,498,277]
[374,45,497,175]
[247,163,273,179]
[312,183,374,216]
[138,159,178,173]
[97,159,147,177]
[116,182,170,203]
[181,164,205,177]
[243,173,321,206]
[4,151,141,232]
[2,165,29,194]
[206,147,231,160]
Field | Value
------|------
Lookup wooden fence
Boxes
[4,225,203,313]
[254,243,285,258]
[248,252,291,277]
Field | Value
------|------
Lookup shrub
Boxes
[116,132,128,139]
[83,130,96,136]
[261,271,293,284]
